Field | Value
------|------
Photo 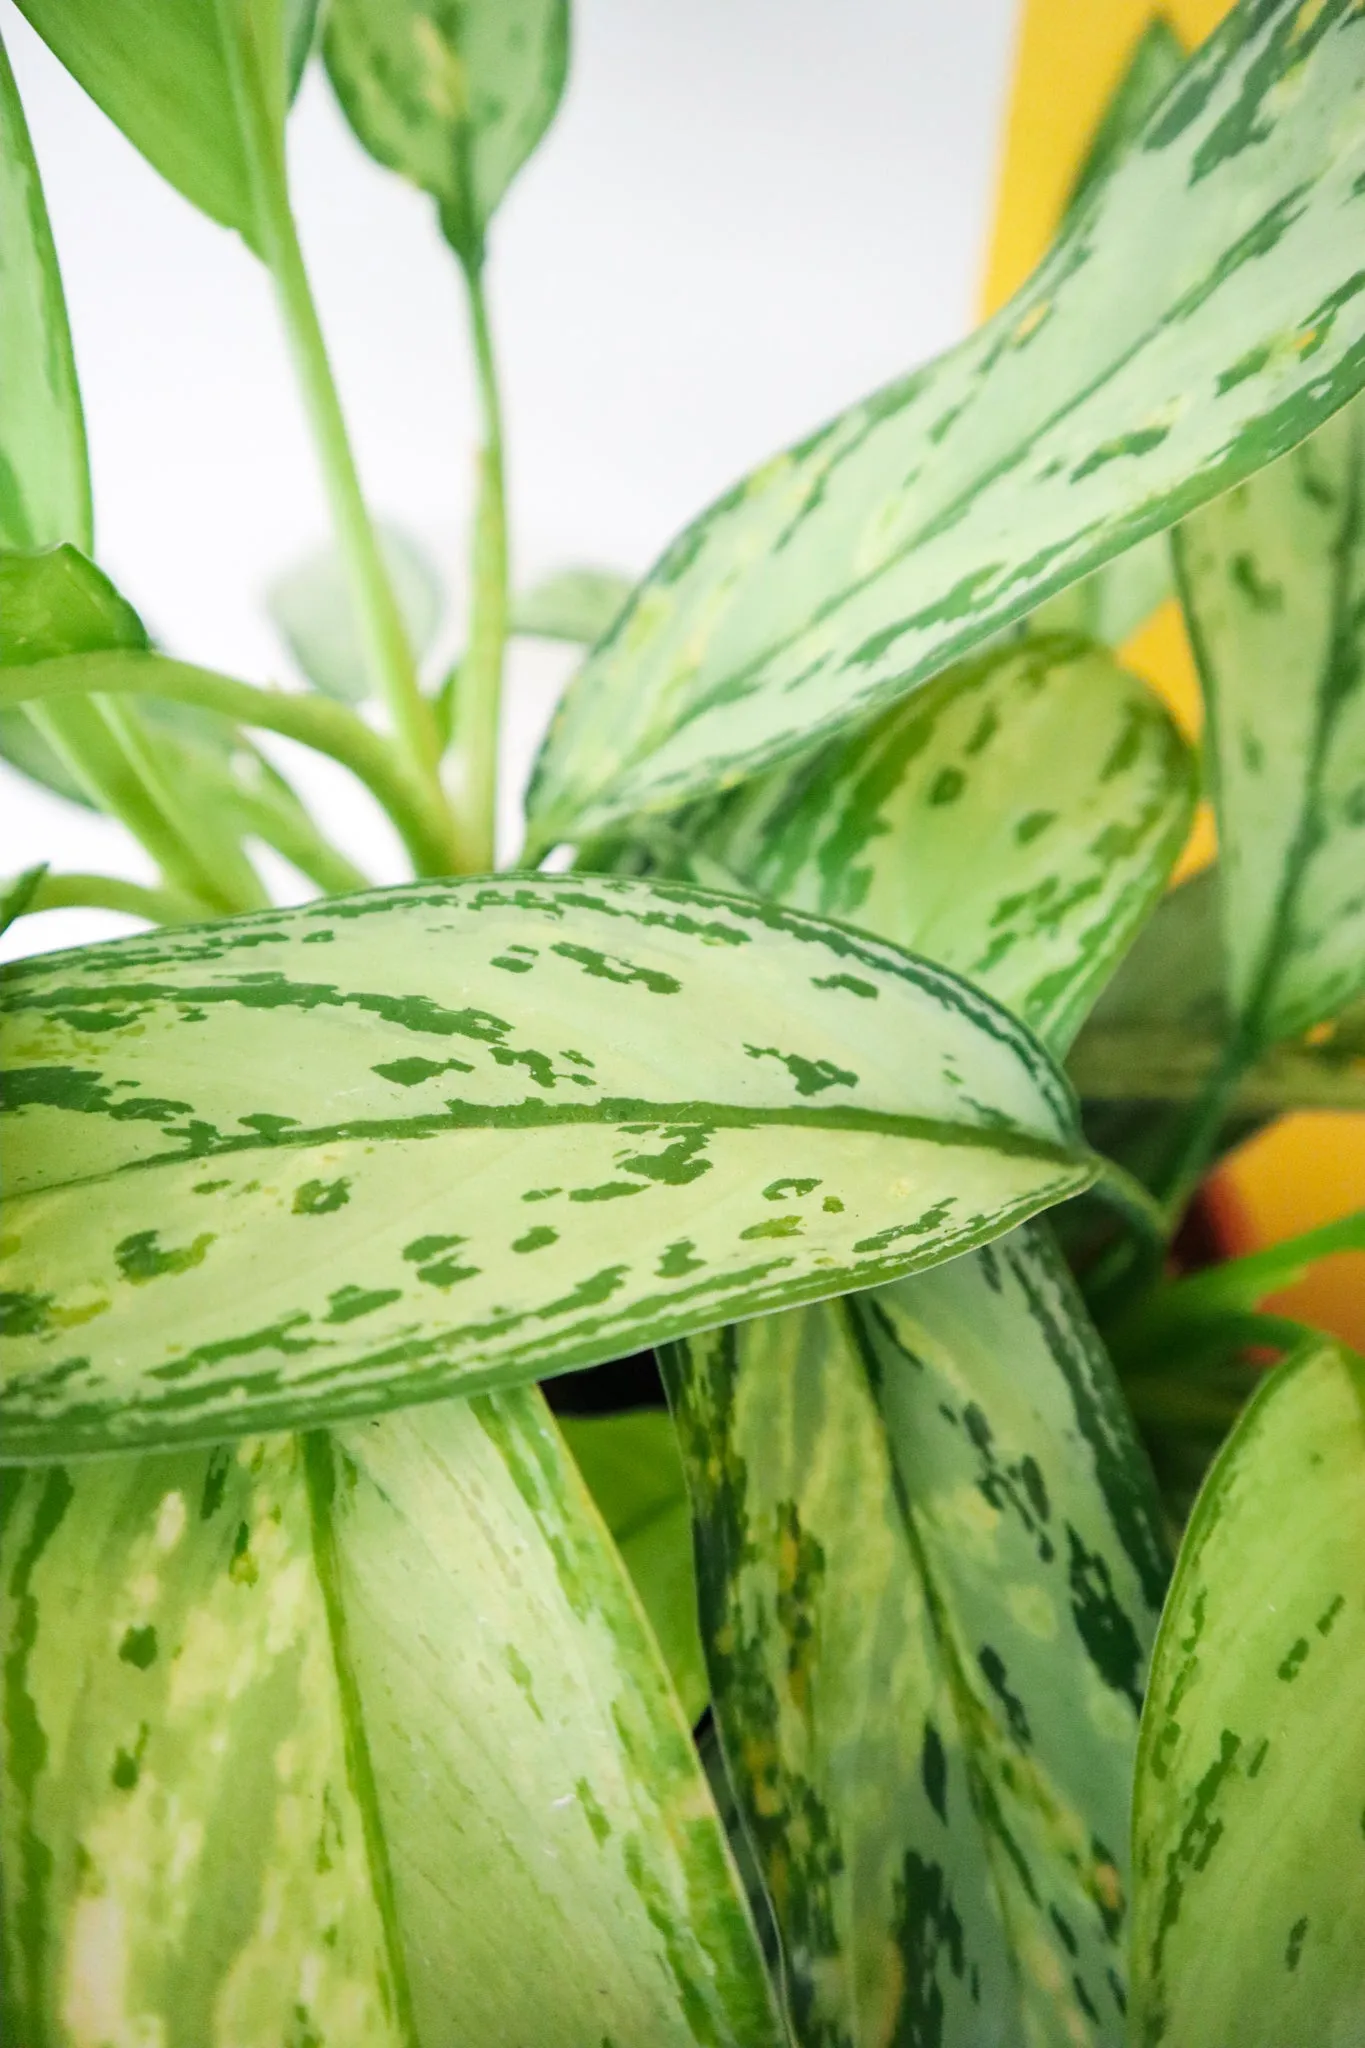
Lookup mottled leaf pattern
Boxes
[1130,1337,1365,2046]
[0,873,1090,1459]
[0,1389,784,2045]
[1177,392,1365,1045]
[663,1226,1167,2048]
[527,0,1365,846]
[636,635,1194,1056]
[560,1408,709,1722]
[267,525,445,704]
[323,0,569,264]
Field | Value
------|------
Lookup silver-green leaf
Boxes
[1176,392,1365,1046]
[1130,1336,1365,2046]
[663,1224,1168,2048]
[514,566,636,647]
[647,634,1194,1058]
[323,0,569,265]
[526,0,1365,848]
[0,872,1091,1460]
[0,1389,785,2044]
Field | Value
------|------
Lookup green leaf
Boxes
[1177,393,1365,1047]
[514,567,636,647]
[526,0,1365,849]
[13,0,319,251]
[0,864,47,937]
[663,1223,1168,2047]
[1130,1336,1365,2045]
[0,1389,784,2045]
[0,543,149,666]
[1028,534,1174,649]
[0,26,90,554]
[323,0,569,267]
[0,872,1092,1460]
[559,1408,708,1723]
[267,525,444,704]
[1061,15,1188,225]
[640,635,1195,1059]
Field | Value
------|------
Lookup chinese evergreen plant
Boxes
[2,2,1365,2043]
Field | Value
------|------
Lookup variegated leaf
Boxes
[0,872,1091,1460]
[0,1389,785,2045]
[560,1407,709,1722]
[14,0,318,251]
[643,635,1194,1057]
[323,0,569,265]
[526,0,1365,848]
[663,1224,1167,2048]
[1130,1336,1365,2046]
[1177,392,1365,1046]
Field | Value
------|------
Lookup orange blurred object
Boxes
[982,0,1365,1345]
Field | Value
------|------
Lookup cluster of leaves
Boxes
[2,2,1365,2043]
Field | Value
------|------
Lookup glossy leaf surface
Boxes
[664,1225,1167,2048]
[655,635,1194,1056]
[0,1389,783,2045]
[323,0,569,264]
[267,525,444,703]
[514,567,636,646]
[1131,1337,1365,2046]
[528,0,1365,846]
[0,29,90,554]
[0,873,1090,1459]
[1178,393,1365,1045]
[14,0,317,249]
[560,1408,708,1722]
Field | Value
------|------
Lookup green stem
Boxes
[1153,1033,1254,1228]
[98,698,269,913]
[30,698,243,912]
[214,0,451,861]
[232,790,370,897]
[4,870,208,927]
[447,258,509,874]
[3,652,455,878]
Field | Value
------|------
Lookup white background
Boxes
[1,0,1017,958]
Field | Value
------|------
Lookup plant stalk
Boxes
[446,257,510,874]
[4,870,208,928]
[5,652,456,878]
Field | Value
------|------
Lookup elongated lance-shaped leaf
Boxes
[0,26,90,553]
[634,635,1195,1057]
[323,0,569,266]
[527,0,1365,849]
[662,1225,1168,2048]
[14,0,318,251]
[0,872,1091,1461]
[1130,1336,1365,2046]
[560,1407,709,1722]
[1060,15,1188,227]
[1177,392,1365,1047]
[0,1388,786,2046]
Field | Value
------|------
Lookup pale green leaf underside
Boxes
[267,524,445,704]
[1177,392,1365,1044]
[664,1224,1168,2048]
[527,0,1365,846]
[0,28,90,554]
[513,566,635,646]
[559,1407,709,1722]
[0,1389,783,2046]
[1130,1337,1365,2046]
[641,635,1194,1058]
[0,873,1089,1460]
[323,0,569,260]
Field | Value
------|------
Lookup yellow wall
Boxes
[982,0,1365,1345]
